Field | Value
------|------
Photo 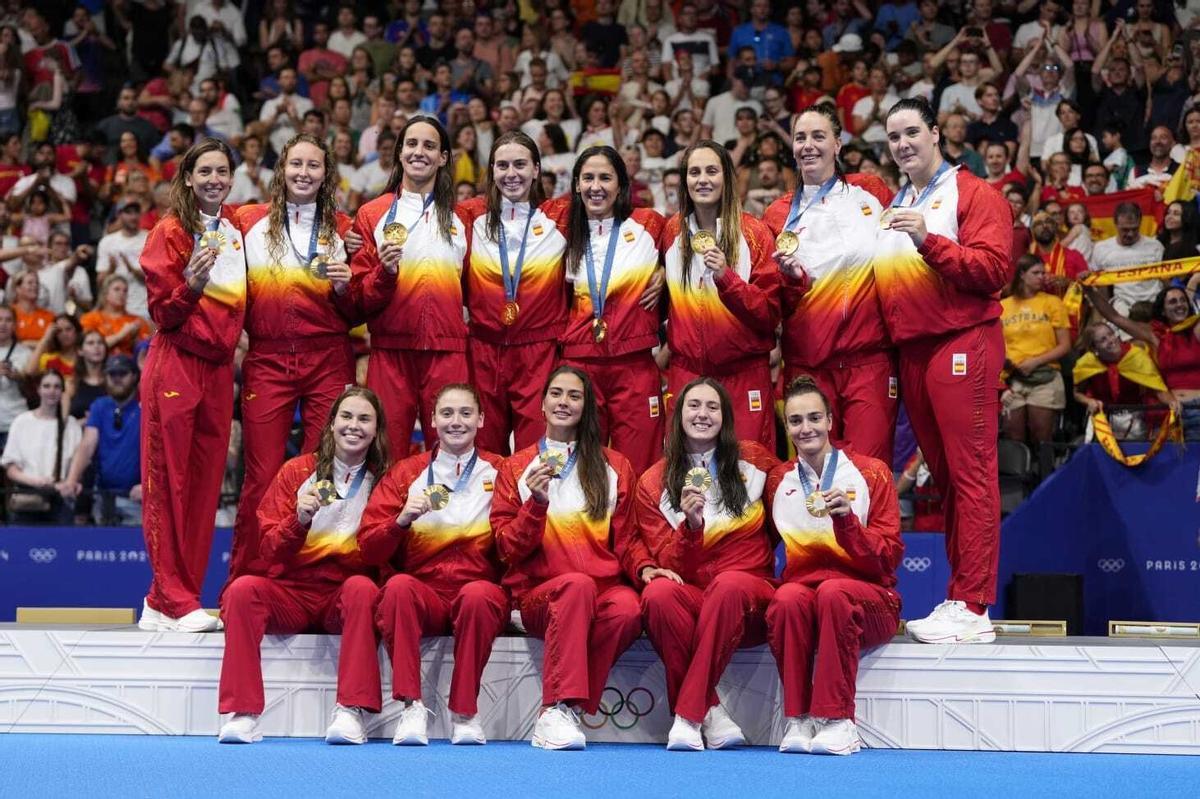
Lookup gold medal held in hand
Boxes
[591,317,608,343]
[691,230,717,254]
[382,222,408,245]
[423,483,451,511]
[199,230,226,251]
[805,490,829,518]
[313,479,337,506]
[879,209,897,230]
[685,466,713,492]
[308,254,331,279]
[539,449,567,476]
[775,230,799,256]
[501,301,520,326]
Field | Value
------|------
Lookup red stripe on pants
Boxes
[766,578,899,719]
[561,352,665,476]
[376,574,508,716]
[517,573,642,714]
[784,352,898,465]
[218,574,382,714]
[468,339,558,456]
[898,321,1003,605]
[640,571,773,723]
[140,338,233,618]
[228,345,355,583]
[366,347,469,457]
[666,361,776,453]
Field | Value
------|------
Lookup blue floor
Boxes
[1,735,1197,798]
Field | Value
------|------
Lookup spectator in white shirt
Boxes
[660,2,718,81]
[1128,125,1179,190]
[701,67,762,145]
[258,67,313,156]
[1,369,82,524]
[191,0,247,49]
[1040,99,1096,162]
[38,231,92,315]
[165,15,239,93]
[199,76,244,144]
[664,49,709,111]
[851,66,899,145]
[938,49,987,121]
[328,5,368,60]
[227,134,271,205]
[1012,0,1064,61]
[1090,202,1165,318]
[95,200,149,319]
[354,130,394,202]
[7,146,77,210]
[0,305,32,451]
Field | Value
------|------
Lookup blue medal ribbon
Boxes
[538,438,578,480]
[891,161,951,210]
[192,214,221,246]
[425,448,479,495]
[334,462,368,502]
[785,175,838,229]
[796,449,839,499]
[283,201,322,264]
[499,206,534,305]
[584,219,621,324]
[384,191,436,231]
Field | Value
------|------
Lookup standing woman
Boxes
[875,97,1011,643]
[457,131,568,455]
[489,366,643,751]
[350,116,470,454]
[358,384,508,746]
[140,138,247,632]
[764,104,897,463]
[764,376,902,756]
[662,141,781,450]
[634,377,779,751]
[556,145,666,476]
[228,133,359,584]
[218,387,388,745]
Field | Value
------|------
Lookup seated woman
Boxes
[358,384,508,746]
[764,376,903,756]
[79,275,151,356]
[26,314,81,378]
[634,377,779,751]
[489,365,643,751]
[1072,321,1179,441]
[1000,255,1071,448]
[218,387,389,745]
[1,369,82,524]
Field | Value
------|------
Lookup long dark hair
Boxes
[1159,200,1199,259]
[169,137,236,234]
[386,115,455,242]
[564,145,632,276]
[1010,253,1044,298]
[663,377,748,517]
[543,365,608,520]
[1151,285,1191,325]
[266,133,340,264]
[484,131,546,244]
[312,387,390,491]
[677,140,744,288]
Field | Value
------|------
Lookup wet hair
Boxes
[542,365,609,520]
[782,374,832,415]
[386,115,456,242]
[312,387,390,490]
[564,145,632,276]
[663,377,749,517]
[677,140,744,287]
[484,130,545,244]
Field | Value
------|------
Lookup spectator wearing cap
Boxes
[728,0,795,78]
[95,199,149,319]
[661,3,719,81]
[822,0,871,51]
[701,66,762,145]
[60,354,143,526]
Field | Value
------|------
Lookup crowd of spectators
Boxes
[0,0,1197,527]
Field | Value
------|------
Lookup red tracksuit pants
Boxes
[517,573,642,714]
[784,350,898,465]
[667,360,776,453]
[766,578,900,719]
[562,352,665,476]
[218,573,382,714]
[140,338,233,618]
[469,339,557,455]
[640,571,774,723]
[376,574,509,716]
[229,343,355,582]
[899,321,1004,605]
[366,347,469,455]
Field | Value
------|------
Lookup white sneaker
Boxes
[392,699,431,746]
[450,712,486,745]
[906,601,995,644]
[531,703,586,750]
[138,598,165,631]
[325,704,367,745]
[218,713,262,744]
[701,704,745,749]
[779,715,817,754]
[809,718,861,755]
[666,714,704,751]
[173,608,221,633]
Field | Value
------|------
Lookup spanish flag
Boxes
[1162,147,1200,205]
[569,67,622,98]
[1072,344,1167,393]
[1078,187,1161,241]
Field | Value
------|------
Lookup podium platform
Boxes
[3,625,1199,754]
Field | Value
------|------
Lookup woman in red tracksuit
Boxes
[140,138,244,634]
[489,365,643,751]
[633,377,779,751]
[358,383,508,747]
[351,116,470,453]
[661,142,780,450]
[553,145,666,476]
[228,133,361,584]
[876,98,1011,643]
[762,103,898,463]
[218,387,388,746]
[765,376,902,756]
[457,131,568,455]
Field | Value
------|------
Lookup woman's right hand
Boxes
[1085,397,1104,415]
[681,484,705,530]
[527,462,554,505]
[379,241,404,274]
[296,485,322,525]
[396,490,432,527]
[640,566,684,585]
[774,251,808,281]
[184,245,217,292]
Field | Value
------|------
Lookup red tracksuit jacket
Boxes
[632,441,779,588]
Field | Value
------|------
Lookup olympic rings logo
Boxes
[27,548,57,564]
[581,686,656,730]
[903,557,932,573]
[1097,559,1125,573]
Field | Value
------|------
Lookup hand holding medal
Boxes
[297,483,324,525]
[423,483,451,511]
[184,242,218,292]
[680,478,707,530]
[397,485,435,527]
[527,458,555,504]
[821,487,851,517]
[883,208,928,245]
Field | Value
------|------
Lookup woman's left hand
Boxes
[887,209,928,248]
[344,230,364,255]
[638,266,666,310]
[822,488,852,517]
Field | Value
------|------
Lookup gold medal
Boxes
[539,449,567,476]
[775,230,799,256]
[879,209,897,230]
[591,317,608,343]
[685,466,713,492]
[199,230,226,251]
[804,490,829,518]
[308,254,331,279]
[382,222,408,245]
[691,230,717,254]
[313,479,337,506]
[423,483,451,511]
[501,301,520,326]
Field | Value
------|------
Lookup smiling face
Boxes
[331,395,378,462]
[685,145,723,210]
[1162,288,1190,324]
[542,371,585,435]
[793,111,840,185]
[575,154,619,219]
[433,388,482,454]
[784,392,832,461]
[680,383,723,451]
[492,141,539,203]
[886,108,940,179]
[186,149,233,213]
[283,141,326,204]
[399,121,448,188]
